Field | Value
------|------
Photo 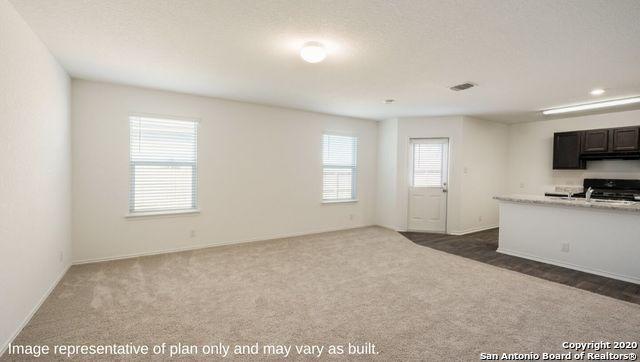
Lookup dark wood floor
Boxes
[401,228,640,305]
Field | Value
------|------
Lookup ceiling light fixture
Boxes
[542,97,640,115]
[300,41,327,63]
[383,99,395,104]
[590,88,605,96]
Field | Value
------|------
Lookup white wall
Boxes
[72,80,378,263]
[0,0,71,354]
[376,116,508,234]
[375,119,398,229]
[459,117,508,233]
[507,109,640,195]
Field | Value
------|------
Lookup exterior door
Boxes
[408,138,448,232]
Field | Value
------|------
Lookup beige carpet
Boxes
[3,227,639,360]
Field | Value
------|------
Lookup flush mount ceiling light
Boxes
[542,97,640,115]
[590,88,605,96]
[300,41,327,63]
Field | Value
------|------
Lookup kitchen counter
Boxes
[495,195,640,284]
[494,194,640,213]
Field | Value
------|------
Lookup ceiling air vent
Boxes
[449,82,476,91]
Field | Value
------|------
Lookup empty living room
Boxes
[2,0,640,360]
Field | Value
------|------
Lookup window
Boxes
[411,139,448,187]
[129,116,198,214]
[322,134,358,202]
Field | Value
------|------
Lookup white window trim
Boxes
[127,114,200,217]
[322,132,359,203]
[125,209,201,218]
[321,199,358,204]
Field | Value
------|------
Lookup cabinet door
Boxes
[582,129,609,153]
[553,131,586,169]
[611,127,640,152]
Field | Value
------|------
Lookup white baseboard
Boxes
[375,224,403,232]
[73,224,374,265]
[392,225,497,235]
[405,229,446,234]
[497,247,640,285]
[0,263,71,358]
[448,225,498,236]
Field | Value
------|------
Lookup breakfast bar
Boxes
[494,195,640,284]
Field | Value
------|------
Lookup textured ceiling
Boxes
[9,0,640,122]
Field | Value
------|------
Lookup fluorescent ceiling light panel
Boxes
[542,97,640,115]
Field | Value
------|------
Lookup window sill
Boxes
[125,209,200,218]
[322,199,358,204]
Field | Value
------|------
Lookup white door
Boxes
[408,138,449,232]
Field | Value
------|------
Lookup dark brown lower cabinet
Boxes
[553,131,586,170]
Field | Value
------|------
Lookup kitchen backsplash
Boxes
[554,185,584,194]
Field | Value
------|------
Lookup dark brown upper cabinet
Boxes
[611,127,640,152]
[582,129,609,153]
[553,126,640,169]
[553,131,586,170]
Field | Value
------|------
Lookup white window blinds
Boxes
[129,116,198,213]
[412,140,447,187]
[323,134,358,201]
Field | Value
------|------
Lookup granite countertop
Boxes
[494,194,640,213]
